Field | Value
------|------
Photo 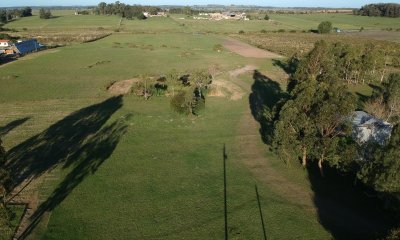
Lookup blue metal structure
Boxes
[15,39,44,55]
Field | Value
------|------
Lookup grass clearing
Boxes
[1,11,396,240]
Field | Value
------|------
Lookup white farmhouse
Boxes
[0,40,11,48]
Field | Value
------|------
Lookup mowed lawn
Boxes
[0,32,331,239]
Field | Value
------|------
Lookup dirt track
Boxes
[223,38,282,58]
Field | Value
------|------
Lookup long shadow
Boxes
[6,96,124,188]
[307,165,395,240]
[4,96,128,238]
[6,96,127,238]
[19,119,127,239]
[249,70,289,144]
[272,59,298,76]
[0,117,30,136]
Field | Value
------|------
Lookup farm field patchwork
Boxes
[0,10,398,240]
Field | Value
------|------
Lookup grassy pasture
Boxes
[0,29,334,239]
[269,13,400,31]
[0,11,397,240]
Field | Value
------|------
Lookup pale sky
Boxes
[1,0,400,8]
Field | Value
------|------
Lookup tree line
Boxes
[0,7,32,24]
[353,3,400,18]
[289,41,400,85]
[270,40,400,211]
[93,2,162,19]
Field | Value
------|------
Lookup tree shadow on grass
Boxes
[249,70,289,144]
[307,165,395,240]
[4,96,128,238]
[0,117,30,136]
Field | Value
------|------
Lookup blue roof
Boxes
[15,39,44,55]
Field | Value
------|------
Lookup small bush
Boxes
[278,29,285,33]
[289,30,296,33]
[261,29,267,33]
[238,30,245,34]
[213,44,223,52]
[318,21,333,34]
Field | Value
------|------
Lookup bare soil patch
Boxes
[211,79,245,100]
[107,78,140,95]
[229,65,257,77]
[223,38,282,58]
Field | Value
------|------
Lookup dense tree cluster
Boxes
[39,8,52,19]
[272,41,400,212]
[365,73,400,124]
[358,124,400,197]
[353,3,400,18]
[93,2,162,19]
[317,21,332,34]
[274,40,356,175]
[289,41,399,85]
[170,69,212,115]
[0,7,32,24]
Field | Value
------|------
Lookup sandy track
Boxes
[107,78,140,95]
[223,38,282,58]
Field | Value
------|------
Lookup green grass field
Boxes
[0,11,395,240]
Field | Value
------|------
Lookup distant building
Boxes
[14,39,44,55]
[143,12,166,18]
[209,12,248,21]
[351,111,393,145]
[0,40,11,48]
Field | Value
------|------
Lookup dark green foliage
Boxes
[169,6,198,15]
[94,1,161,18]
[170,90,203,115]
[318,21,333,34]
[274,40,356,172]
[0,10,7,24]
[358,124,400,194]
[0,7,32,23]
[135,13,147,20]
[76,10,90,15]
[365,73,400,123]
[39,8,52,19]
[170,70,211,116]
[264,14,270,20]
[354,3,400,18]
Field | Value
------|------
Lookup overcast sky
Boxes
[2,0,400,8]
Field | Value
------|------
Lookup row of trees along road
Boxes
[353,3,400,18]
